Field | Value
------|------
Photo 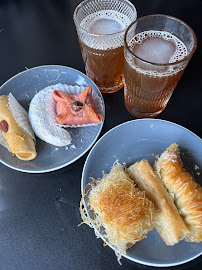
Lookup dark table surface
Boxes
[0,0,201,269]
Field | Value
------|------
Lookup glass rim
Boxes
[73,0,137,38]
[124,14,197,66]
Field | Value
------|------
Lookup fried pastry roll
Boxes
[154,143,202,242]
[0,94,37,161]
[128,160,189,246]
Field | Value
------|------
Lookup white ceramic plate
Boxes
[0,65,105,173]
[81,119,202,267]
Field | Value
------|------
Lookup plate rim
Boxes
[81,118,202,267]
[0,64,105,173]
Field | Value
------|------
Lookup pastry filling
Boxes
[53,86,102,126]
[71,101,83,113]
[0,120,9,133]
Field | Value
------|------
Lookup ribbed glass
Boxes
[124,15,197,117]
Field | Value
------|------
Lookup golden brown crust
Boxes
[80,163,154,261]
[128,160,189,246]
[154,143,202,242]
[0,95,37,161]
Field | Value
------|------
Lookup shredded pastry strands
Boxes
[80,162,154,264]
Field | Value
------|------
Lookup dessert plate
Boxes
[81,119,202,267]
[0,65,105,173]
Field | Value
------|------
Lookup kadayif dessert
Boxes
[80,162,154,263]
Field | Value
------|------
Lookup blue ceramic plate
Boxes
[0,65,105,173]
[81,119,202,267]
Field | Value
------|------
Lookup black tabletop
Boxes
[0,0,201,269]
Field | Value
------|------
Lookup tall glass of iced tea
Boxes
[73,0,137,93]
[124,15,197,117]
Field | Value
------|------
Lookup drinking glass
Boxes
[124,15,197,118]
[74,0,137,93]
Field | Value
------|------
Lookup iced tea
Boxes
[74,0,137,93]
[124,15,197,117]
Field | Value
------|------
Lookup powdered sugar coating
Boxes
[28,83,103,147]
[29,85,72,147]
[8,93,35,140]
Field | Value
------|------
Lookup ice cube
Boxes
[133,37,176,64]
[87,17,125,35]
